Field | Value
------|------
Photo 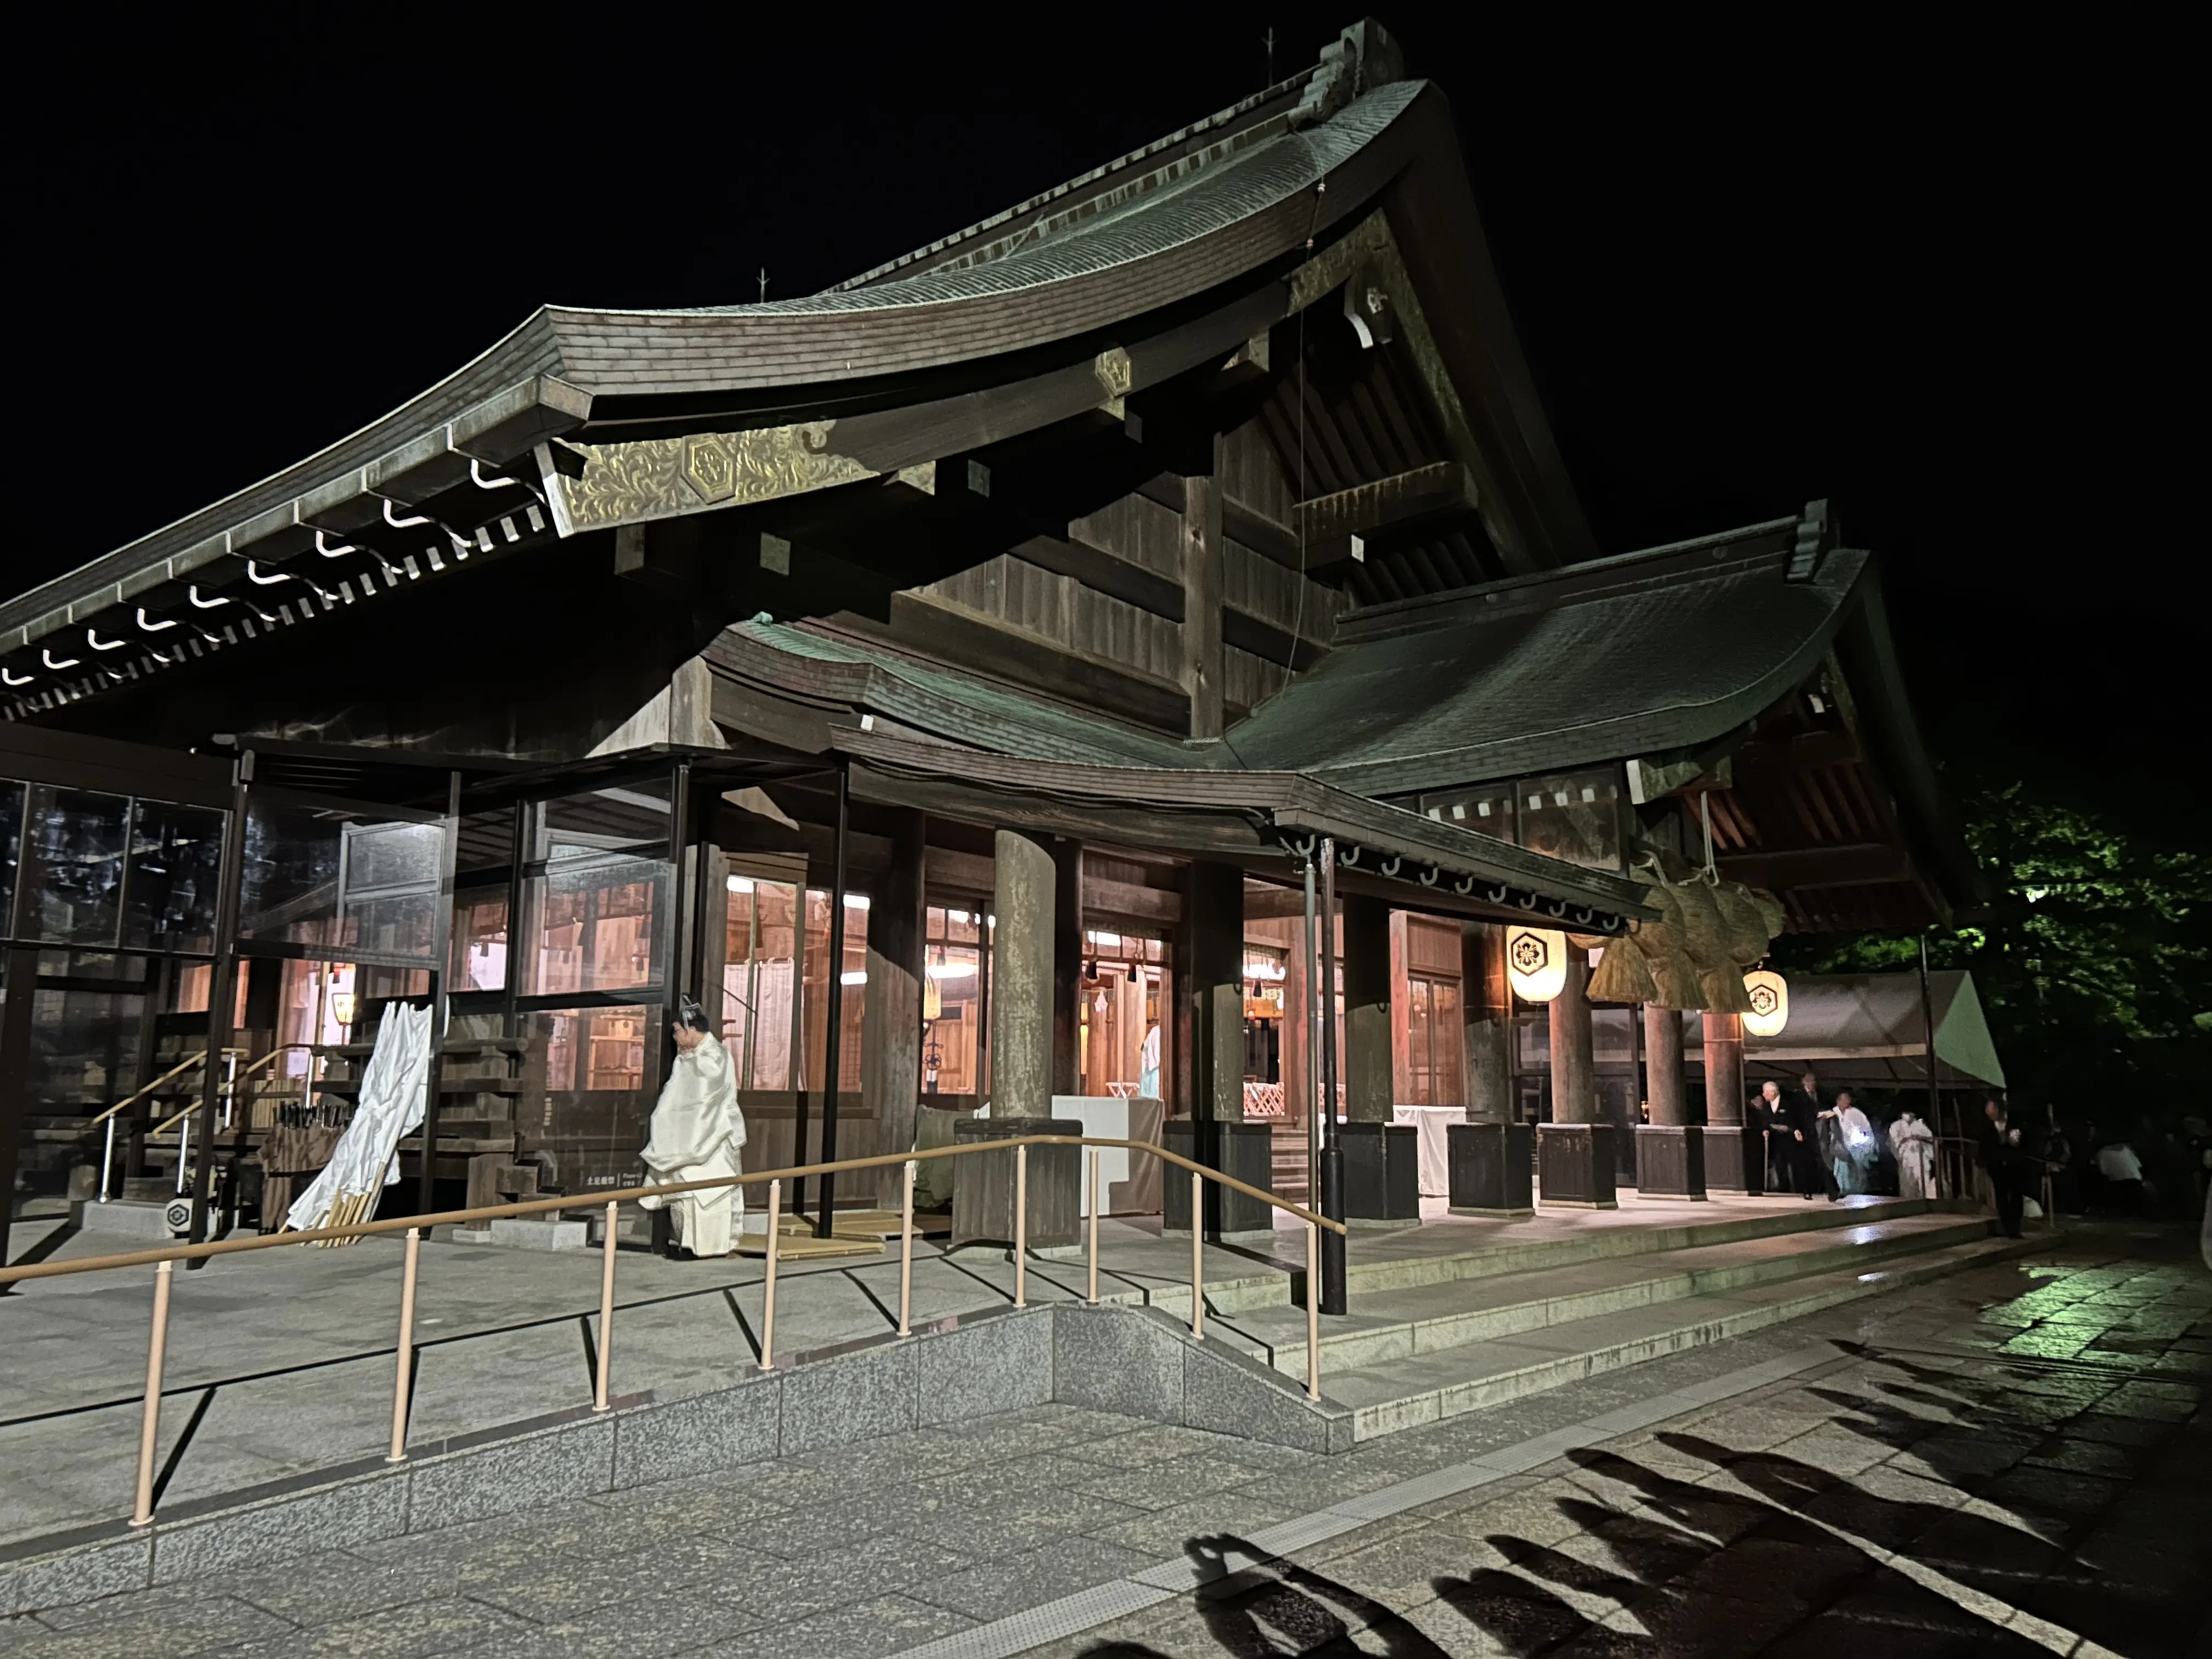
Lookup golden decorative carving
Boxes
[549,421,878,534]
[1093,346,1133,417]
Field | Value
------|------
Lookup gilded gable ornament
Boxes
[1093,346,1134,418]
[547,422,877,534]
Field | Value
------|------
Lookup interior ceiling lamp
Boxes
[1506,926,1568,1003]
[1742,969,1789,1038]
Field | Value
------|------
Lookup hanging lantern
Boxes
[1742,968,1789,1037]
[329,991,356,1028]
[1506,926,1568,1003]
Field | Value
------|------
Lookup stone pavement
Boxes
[1,1224,2203,1657]
[0,1192,1917,1544]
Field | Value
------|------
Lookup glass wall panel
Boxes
[238,799,342,949]
[526,854,665,995]
[1406,975,1465,1106]
[238,802,446,960]
[802,889,866,1093]
[120,800,225,954]
[535,782,669,860]
[723,877,799,1091]
[521,1003,658,1194]
[19,785,131,946]
[453,893,509,991]
[1075,925,1165,1099]
[30,984,146,1112]
[921,904,981,1098]
[0,778,24,929]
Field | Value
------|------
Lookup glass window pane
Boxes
[122,799,225,953]
[802,889,866,1094]
[0,778,24,929]
[522,1003,660,1194]
[536,782,670,860]
[19,785,131,946]
[723,878,798,1091]
[923,941,982,1098]
[453,894,509,991]
[239,799,343,949]
[526,854,667,995]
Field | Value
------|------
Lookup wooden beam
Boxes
[1295,461,1479,545]
[1084,874,1182,925]
[1718,842,1912,890]
[1182,447,1224,742]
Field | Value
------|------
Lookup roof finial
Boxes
[758,268,770,303]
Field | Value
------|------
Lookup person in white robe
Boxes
[639,1001,747,1258]
[1891,1109,1937,1198]
[1832,1091,1878,1195]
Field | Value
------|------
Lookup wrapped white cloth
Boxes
[1890,1113,1937,1198]
[286,1003,434,1231]
[638,1034,747,1257]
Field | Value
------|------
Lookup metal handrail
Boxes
[2,1132,1344,1531]
[4,1135,1342,1282]
[87,1051,242,1128]
[146,1043,316,1136]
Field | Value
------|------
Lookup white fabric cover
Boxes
[286,1003,434,1231]
[1393,1104,1467,1197]
[639,1034,747,1257]
[1889,1113,1936,1199]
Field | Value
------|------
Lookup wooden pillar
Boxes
[1387,911,1413,1104]
[1181,449,1224,742]
[1341,894,1393,1122]
[1644,1006,1687,1126]
[1462,923,1512,1125]
[1181,861,1244,1121]
[1703,1013,1745,1126]
[989,829,1055,1120]
[863,809,927,1201]
[1548,955,1597,1125]
[1051,839,1084,1097]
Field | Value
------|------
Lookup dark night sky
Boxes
[12,8,2188,834]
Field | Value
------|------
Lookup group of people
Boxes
[1753,1073,1930,1202]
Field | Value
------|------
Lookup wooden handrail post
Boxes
[594,1201,618,1410]
[1086,1148,1100,1304]
[130,1261,173,1526]
[897,1160,915,1338]
[1189,1169,1204,1338]
[1013,1143,1028,1308]
[759,1179,781,1370]
[387,1228,421,1461]
[1305,1220,1321,1400]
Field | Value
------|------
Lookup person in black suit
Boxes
[1787,1072,1836,1201]
[1978,1097,2025,1238]
[1756,1081,1796,1193]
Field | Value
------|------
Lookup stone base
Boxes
[1163,1121,1276,1238]
[1537,1123,1618,1209]
[1446,1122,1533,1217]
[952,1117,1082,1250]
[1700,1123,1767,1195]
[1339,1122,1420,1223]
[1634,1125,1708,1200]
[453,1218,589,1251]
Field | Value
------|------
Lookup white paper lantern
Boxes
[1742,968,1789,1037]
[1506,927,1568,1003]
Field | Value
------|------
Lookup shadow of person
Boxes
[1177,1533,1452,1658]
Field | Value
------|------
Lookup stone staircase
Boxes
[1182,1199,2030,1442]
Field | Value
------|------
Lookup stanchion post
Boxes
[1087,1148,1100,1304]
[898,1160,915,1338]
[1013,1143,1028,1308]
[101,1119,117,1203]
[130,1261,174,1526]
[594,1201,617,1411]
[387,1227,421,1460]
[1305,1220,1321,1400]
[1189,1169,1204,1338]
[760,1179,781,1370]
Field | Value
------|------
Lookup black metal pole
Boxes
[1317,837,1346,1314]
[0,945,40,1282]
[188,751,253,1259]
[1918,934,1943,1195]
[816,763,850,1237]
[415,771,461,1220]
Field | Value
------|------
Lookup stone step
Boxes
[1207,1211,1994,1376]
[1321,1231,2034,1441]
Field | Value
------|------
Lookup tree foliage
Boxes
[1773,783,2211,1111]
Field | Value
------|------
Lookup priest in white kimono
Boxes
[1891,1109,1937,1199]
[639,998,747,1257]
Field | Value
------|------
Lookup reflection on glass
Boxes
[239,799,343,948]
[923,904,983,1097]
[528,855,664,995]
[523,1003,658,1193]
[453,894,509,991]
[1406,974,1465,1105]
[0,778,24,929]
[29,985,146,1112]
[1073,925,1165,1099]
[724,878,798,1091]
[535,783,670,860]
[122,800,225,953]
[19,785,131,946]
[239,803,447,959]
[802,888,866,1094]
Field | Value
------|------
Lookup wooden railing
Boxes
[0,1136,1346,1530]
